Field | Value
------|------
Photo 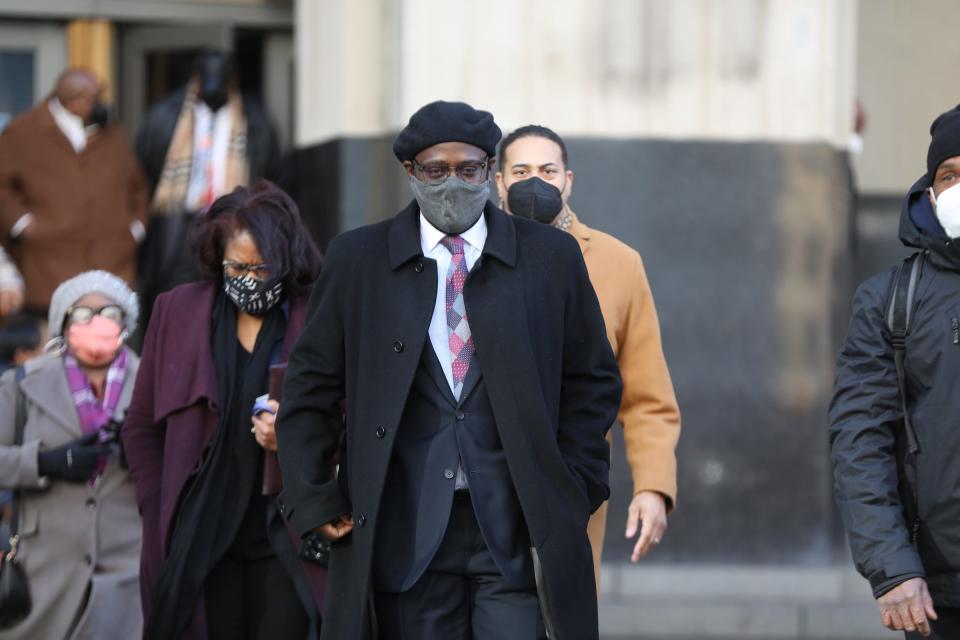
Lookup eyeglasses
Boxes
[413,159,489,184]
[222,260,274,279]
[65,304,125,326]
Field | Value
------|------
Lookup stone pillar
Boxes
[66,19,115,102]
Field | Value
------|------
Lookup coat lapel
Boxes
[152,284,219,422]
[377,201,443,420]
[566,209,592,255]
[422,340,458,407]
[20,355,81,438]
[461,205,552,543]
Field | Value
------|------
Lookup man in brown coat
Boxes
[0,68,149,313]
[496,125,681,586]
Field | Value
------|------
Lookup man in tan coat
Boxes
[496,125,680,585]
[0,68,148,313]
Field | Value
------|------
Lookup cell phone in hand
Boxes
[252,393,274,417]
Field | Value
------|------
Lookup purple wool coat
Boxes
[122,282,323,639]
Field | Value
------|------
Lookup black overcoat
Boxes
[276,201,622,639]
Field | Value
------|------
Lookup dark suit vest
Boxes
[373,341,533,592]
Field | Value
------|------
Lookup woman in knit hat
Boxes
[0,269,143,639]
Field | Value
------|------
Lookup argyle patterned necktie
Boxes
[440,235,475,396]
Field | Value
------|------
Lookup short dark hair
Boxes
[192,180,322,297]
[498,124,569,169]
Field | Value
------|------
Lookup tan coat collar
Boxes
[563,207,592,253]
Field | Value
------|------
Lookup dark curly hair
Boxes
[192,180,322,297]
[498,124,569,168]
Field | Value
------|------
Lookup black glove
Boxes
[37,433,110,482]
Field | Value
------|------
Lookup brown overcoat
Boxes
[0,103,149,309]
[567,210,681,579]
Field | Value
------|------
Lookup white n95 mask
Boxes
[931,185,960,238]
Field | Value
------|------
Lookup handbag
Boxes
[0,366,32,629]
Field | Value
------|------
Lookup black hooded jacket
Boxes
[830,174,960,605]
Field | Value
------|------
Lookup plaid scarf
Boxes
[150,79,250,216]
[64,349,129,481]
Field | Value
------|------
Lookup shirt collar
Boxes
[47,98,87,151]
[419,211,487,254]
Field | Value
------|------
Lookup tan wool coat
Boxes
[566,210,681,580]
[0,103,148,309]
[0,351,143,640]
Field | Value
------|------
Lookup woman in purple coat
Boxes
[122,181,324,639]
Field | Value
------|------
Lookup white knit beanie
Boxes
[47,270,139,338]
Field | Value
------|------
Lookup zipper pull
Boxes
[953,317,959,344]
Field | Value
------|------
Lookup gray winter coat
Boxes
[0,350,142,639]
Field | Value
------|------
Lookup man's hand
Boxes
[317,514,354,542]
[0,287,23,316]
[625,490,668,562]
[877,577,937,636]
[251,399,280,452]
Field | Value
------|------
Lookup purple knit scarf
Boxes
[64,349,129,481]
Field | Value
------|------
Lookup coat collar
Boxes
[153,283,309,421]
[33,101,85,155]
[565,207,592,254]
[389,199,517,270]
[19,349,138,438]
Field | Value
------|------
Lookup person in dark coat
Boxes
[275,100,622,640]
[830,104,960,639]
[122,181,324,639]
[134,50,281,327]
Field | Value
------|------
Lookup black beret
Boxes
[927,104,960,182]
[393,100,501,162]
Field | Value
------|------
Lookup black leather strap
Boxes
[9,366,26,538]
[886,252,925,455]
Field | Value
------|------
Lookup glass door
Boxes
[0,22,66,133]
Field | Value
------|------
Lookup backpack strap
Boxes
[885,251,925,456]
[9,365,26,540]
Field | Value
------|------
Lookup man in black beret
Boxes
[831,104,960,639]
[276,99,622,639]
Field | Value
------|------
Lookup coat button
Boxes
[455,411,465,421]
[356,514,367,527]
[393,341,404,353]
[444,469,455,480]
[85,497,96,511]
[414,262,424,273]
[278,500,286,515]
[375,426,386,439]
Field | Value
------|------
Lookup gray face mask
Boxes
[409,176,489,234]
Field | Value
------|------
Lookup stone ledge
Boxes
[598,564,900,639]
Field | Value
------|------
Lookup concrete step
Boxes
[598,564,902,639]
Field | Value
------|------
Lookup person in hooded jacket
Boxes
[830,104,960,639]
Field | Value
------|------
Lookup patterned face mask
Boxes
[223,274,284,316]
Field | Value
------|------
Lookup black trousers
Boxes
[905,607,960,639]
[205,552,310,640]
[375,492,545,640]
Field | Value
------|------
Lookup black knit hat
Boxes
[927,104,960,182]
[393,100,501,162]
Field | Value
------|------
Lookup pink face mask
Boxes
[66,315,123,367]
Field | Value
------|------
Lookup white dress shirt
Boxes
[419,212,486,397]
[186,101,233,211]
[48,98,88,153]
[419,212,487,491]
